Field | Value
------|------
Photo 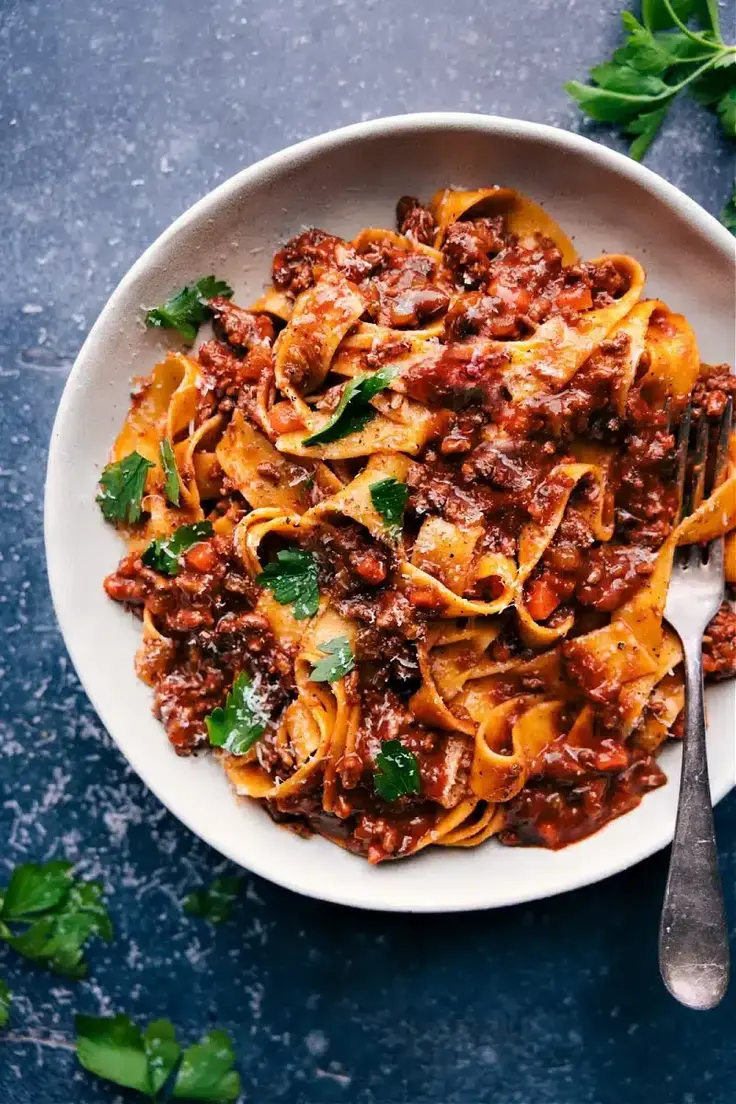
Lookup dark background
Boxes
[1,1,735,1101]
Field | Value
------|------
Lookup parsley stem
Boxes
[583,54,726,105]
[705,0,724,43]
[661,0,725,49]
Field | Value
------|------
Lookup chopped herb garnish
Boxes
[374,739,422,802]
[145,276,234,344]
[722,182,736,235]
[0,980,10,1029]
[141,522,214,576]
[370,477,409,539]
[0,861,113,979]
[183,876,243,925]
[206,672,270,756]
[302,365,397,446]
[565,1,736,161]
[309,636,355,683]
[159,438,181,506]
[256,548,320,620]
[97,451,154,525]
[75,1013,240,1101]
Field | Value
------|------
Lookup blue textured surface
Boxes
[1,1,735,1101]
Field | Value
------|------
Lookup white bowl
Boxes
[45,113,736,912]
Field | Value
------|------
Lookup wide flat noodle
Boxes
[498,255,646,402]
[217,409,314,513]
[429,187,577,262]
[275,395,441,460]
[274,271,364,398]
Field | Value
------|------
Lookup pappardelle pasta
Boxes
[100,186,736,863]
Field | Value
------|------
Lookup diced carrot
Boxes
[184,542,219,574]
[407,586,446,612]
[556,284,593,312]
[270,401,305,434]
[525,577,561,622]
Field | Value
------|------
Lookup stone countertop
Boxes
[1,1,735,1101]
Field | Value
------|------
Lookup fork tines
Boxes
[675,396,733,568]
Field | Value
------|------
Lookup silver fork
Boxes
[658,398,733,1010]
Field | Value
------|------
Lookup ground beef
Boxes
[308,521,394,600]
[583,258,629,305]
[445,239,598,338]
[703,602,736,679]
[209,297,275,349]
[396,195,436,245]
[407,455,513,528]
[360,250,449,328]
[691,364,736,421]
[499,751,666,848]
[442,216,509,288]
[105,534,292,754]
[614,422,678,548]
[197,339,264,407]
[501,333,630,441]
[401,342,510,413]
[272,228,373,297]
[576,544,656,612]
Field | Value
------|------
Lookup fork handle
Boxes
[658,636,729,1010]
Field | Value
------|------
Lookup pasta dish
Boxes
[99,186,736,863]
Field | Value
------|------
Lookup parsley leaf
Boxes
[0,980,11,1029]
[172,1029,241,1101]
[0,862,113,979]
[183,876,242,925]
[718,86,736,136]
[302,365,397,446]
[141,522,214,576]
[256,548,320,620]
[76,1013,155,1095]
[97,451,154,525]
[206,672,270,755]
[0,859,73,918]
[625,105,671,159]
[145,276,234,344]
[159,438,181,506]
[370,478,409,539]
[75,1014,239,1101]
[309,636,355,683]
[145,1019,182,1096]
[565,4,736,159]
[642,0,706,31]
[374,740,422,802]
[722,183,736,234]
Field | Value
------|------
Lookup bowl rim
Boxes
[45,111,735,911]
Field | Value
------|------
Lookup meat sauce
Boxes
[101,190,735,861]
[500,751,666,848]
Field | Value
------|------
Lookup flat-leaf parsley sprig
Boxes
[302,365,397,446]
[146,276,234,344]
[370,478,409,540]
[0,861,113,979]
[142,522,214,577]
[205,672,271,756]
[75,1013,241,1101]
[183,876,243,925]
[256,548,320,620]
[374,740,422,802]
[97,451,154,525]
[565,0,736,161]
[309,636,355,683]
